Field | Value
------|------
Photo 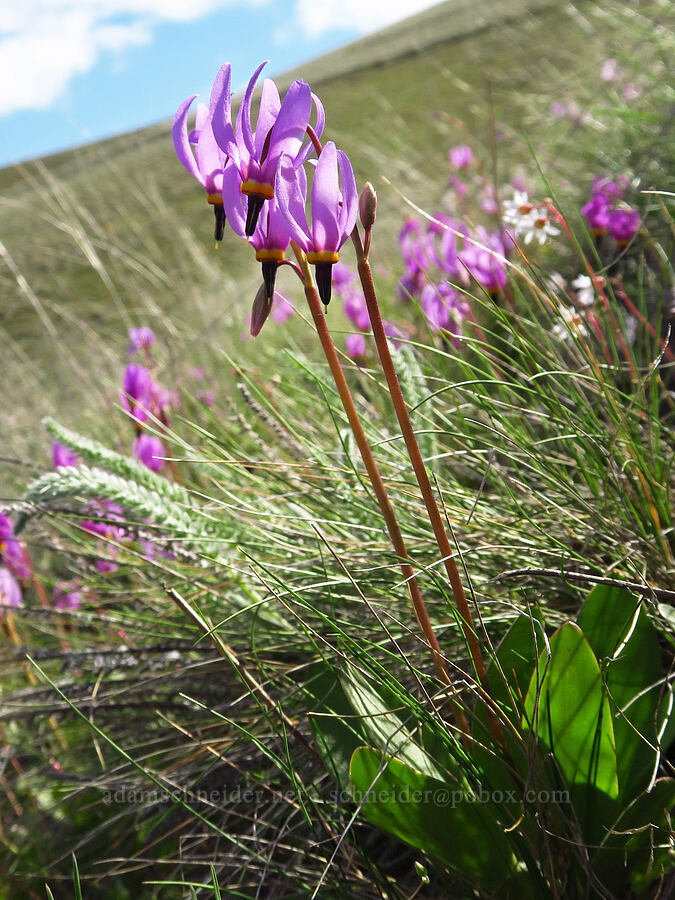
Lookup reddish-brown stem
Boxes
[291,242,471,740]
[351,230,506,750]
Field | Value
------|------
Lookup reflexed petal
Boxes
[195,121,225,194]
[212,78,237,164]
[336,149,358,245]
[194,102,209,135]
[240,60,268,158]
[263,79,311,179]
[297,91,325,166]
[254,79,281,159]
[209,62,231,118]
[265,196,291,252]
[275,155,311,250]
[172,95,203,184]
[311,142,340,252]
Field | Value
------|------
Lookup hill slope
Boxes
[0,0,671,474]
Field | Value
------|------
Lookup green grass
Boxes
[0,0,672,484]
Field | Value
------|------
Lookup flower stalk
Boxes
[351,228,506,750]
[291,241,471,740]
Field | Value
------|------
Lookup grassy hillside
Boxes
[0,0,671,477]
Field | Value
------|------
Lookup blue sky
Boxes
[0,0,441,169]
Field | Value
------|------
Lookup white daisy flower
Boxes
[572,274,596,307]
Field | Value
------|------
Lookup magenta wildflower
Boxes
[213,61,324,236]
[449,175,468,197]
[128,327,155,355]
[276,140,358,305]
[222,163,291,299]
[331,261,356,294]
[53,582,82,612]
[582,193,610,236]
[458,228,507,296]
[449,144,473,169]
[0,567,22,615]
[120,363,153,426]
[133,434,165,472]
[0,513,31,580]
[608,208,640,246]
[173,63,231,240]
[591,176,625,201]
[345,332,367,361]
[343,288,370,332]
[52,441,79,468]
[420,282,454,333]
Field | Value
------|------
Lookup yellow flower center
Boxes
[207,193,223,205]
[255,249,285,263]
[241,180,274,199]
[307,251,339,264]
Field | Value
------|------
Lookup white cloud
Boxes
[293,0,443,38]
[0,1,265,117]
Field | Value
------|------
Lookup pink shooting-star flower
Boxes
[173,63,231,240]
[221,162,291,301]
[276,140,358,306]
[212,61,324,236]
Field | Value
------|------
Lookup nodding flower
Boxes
[276,141,358,306]
[173,63,231,241]
[212,61,324,237]
[221,162,290,301]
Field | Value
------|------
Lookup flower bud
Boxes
[250,282,273,337]
[359,182,377,231]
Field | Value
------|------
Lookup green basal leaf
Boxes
[341,667,445,779]
[305,661,368,792]
[523,622,618,843]
[577,585,667,802]
[349,746,514,889]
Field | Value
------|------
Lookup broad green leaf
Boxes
[523,622,618,842]
[349,746,514,889]
[305,661,368,791]
[577,585,665,801]
[592,778,675,895]
[341,667,447,779]
[472,614,546,813]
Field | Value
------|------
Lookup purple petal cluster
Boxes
[582,175,639,245]
[173,61,356,315]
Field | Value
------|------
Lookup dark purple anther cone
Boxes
[315,263,333,306]
[245,195,266,236]
[213,205,226,241]
[261,260,279,300]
